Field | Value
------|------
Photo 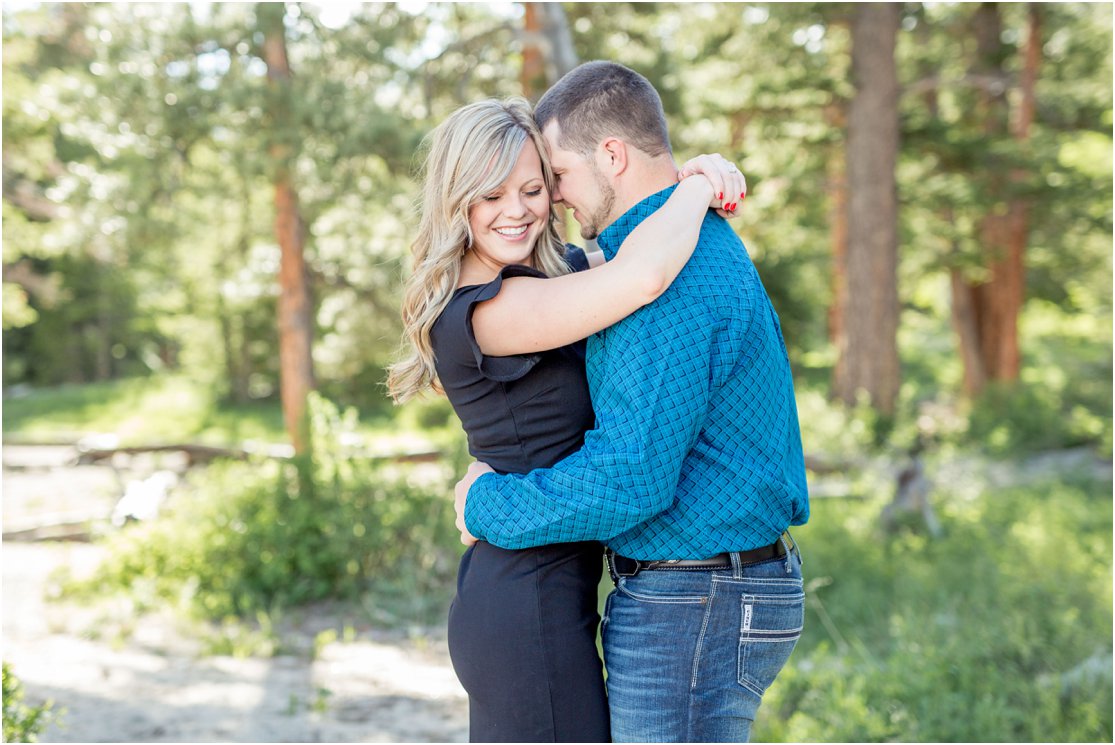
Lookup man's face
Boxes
[542,121,616,240]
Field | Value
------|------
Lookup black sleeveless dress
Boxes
[429,246,610,743]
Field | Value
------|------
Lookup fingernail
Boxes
[717,192,723,200]
[741,192,746,198]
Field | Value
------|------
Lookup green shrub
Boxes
[68,394,460,620]
[754,474,1113,742]
[2,663,56,743]
[965,380,1107,455]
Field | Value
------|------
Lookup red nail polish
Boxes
[717,192,723,200]
[740,192,746,199]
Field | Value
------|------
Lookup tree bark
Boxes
[950,262,987,395]
[520,2,578,100]
[951,3,1040,394]
[520,2,580,242]
[539,3,578,80]
[520,4,546,100]
[996,3,1040,377]
[259,2,315,455]
[834,3,901,416]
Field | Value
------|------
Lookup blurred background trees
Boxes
[3,1,1110,448]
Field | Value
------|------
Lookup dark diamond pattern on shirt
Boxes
[466,186,809,559]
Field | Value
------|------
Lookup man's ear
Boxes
[595,137,628,177]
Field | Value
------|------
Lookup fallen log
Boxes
[2,510,110,542]
[74,443,253,467]
[72,442,444,467]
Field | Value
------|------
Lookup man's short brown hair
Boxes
[534,61,672,159]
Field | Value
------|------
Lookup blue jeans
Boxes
[602,543,804,742]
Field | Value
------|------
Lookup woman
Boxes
[387,98,744,742]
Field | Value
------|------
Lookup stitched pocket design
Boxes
[616,578,708,604]
[736,590,804,697]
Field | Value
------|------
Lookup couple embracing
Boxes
[389,60,809,744]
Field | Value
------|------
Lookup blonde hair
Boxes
[387,98,571,403]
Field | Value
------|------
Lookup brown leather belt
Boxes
[606,533,793,578]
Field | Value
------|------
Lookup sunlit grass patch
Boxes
[755,472,1113,743]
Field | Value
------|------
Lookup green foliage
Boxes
[2,663,56,743]
[960,297,1113,456]
[753,473,1113,742]
[66,394,459,620]
[1,374,286,445]
[2,3,1110,449]
[967,380,1106,455]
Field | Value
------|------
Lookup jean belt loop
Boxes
[729,550,744,579]
[779,530,796,573]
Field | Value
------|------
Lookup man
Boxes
[454,61,810,743]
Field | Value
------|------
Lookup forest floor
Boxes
[6,441,1110,743]
[2,444,469,743]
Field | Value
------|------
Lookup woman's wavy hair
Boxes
[387,98,570,402]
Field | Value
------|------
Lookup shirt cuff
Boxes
[463,471,502,541]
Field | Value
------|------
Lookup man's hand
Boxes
[454,460,494,547]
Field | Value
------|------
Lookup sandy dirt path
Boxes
[2,445,469,743]
[3,544,469,743]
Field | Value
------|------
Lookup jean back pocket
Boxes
[737,588,804,697]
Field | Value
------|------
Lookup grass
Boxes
[2,375,285,445]
[752,466,1113,742]
[1,374,458,454]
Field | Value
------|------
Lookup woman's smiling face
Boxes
[466,142,551,275]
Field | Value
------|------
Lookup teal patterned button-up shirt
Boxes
[464,184,809,559]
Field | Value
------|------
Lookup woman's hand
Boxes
[470,156,744,358]
[677,153,748,219]
[454,460,492,546]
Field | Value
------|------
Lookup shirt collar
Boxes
[596,184,679,262]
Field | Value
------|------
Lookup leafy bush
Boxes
[754,474,1113,742]
[1,375,286,445]
[68,394,460,620]
[2,663,56,743]
[967,380,1110,455]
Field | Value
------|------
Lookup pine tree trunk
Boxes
[520,2,578,100]
[834,3,901,415]
[953,3,1039,394]
[950,262,988,395]
[260,2,315,455]
[521,2,580,240]
[998,4,1041,377]
[539,3,578,80]
[520,3,546,100]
